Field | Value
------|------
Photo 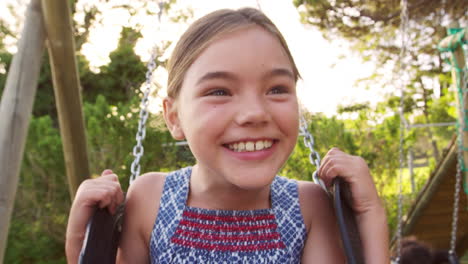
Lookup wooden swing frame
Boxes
[0,0,90,261]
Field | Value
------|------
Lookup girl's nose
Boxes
[234,96,270,127]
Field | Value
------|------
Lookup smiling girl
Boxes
[66,8,389,263]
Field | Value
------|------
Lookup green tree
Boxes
[81,27,147,105]
[5,115,67,264]
[0,47,12,96]
[294,0,460,163]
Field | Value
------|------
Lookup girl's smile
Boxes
[224,138,275,152]
[223,138,278,161]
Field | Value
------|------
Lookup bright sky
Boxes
[1,0,384,116]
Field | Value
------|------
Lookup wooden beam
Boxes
[402,139,457,235]
[41,0,90,198]
[0,0,46,261]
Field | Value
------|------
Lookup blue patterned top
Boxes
[149,167,306,263]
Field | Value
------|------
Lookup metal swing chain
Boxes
[395,0,409,262]
[129,1,165,184]
[129,53,157,184]
[449,46,467,256]
[299,114,327,191]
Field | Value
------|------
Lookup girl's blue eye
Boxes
[269,85,288,94]
[208,89,228,96]
[208,89,229,96]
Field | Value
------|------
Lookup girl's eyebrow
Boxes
[196,71,237,85]
[263,68,294,80]
[196,68,294,85]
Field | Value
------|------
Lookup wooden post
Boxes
[0,0,46,261]
[439,24,468,195]
[41,0,90,199]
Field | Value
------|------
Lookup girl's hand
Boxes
[73,169,124,215]
[318,148,390,262]
[65,170,124,263]
[317,148,381,215]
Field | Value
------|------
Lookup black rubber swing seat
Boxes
[332,177,365,264]
[448,252,460,264]
[79,203,125,264]
[79,178,364,264]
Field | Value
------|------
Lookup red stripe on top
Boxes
[179,219,277,232]
[171,237,286,252]
[175,228,281,242]
[183,210,275,222]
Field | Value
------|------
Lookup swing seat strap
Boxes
[332,177,365,264]
[79,201,125,264]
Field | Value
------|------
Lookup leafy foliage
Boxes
[294,0,461,240]
[5,116,67,264]
[0,50,11,95]
[81,27,147,105]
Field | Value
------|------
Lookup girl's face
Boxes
[165,26,299,190]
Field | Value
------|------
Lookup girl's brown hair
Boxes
[166,7,301,99]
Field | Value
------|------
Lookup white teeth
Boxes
[238,142,245,151]
[255,141,264,150]
[227,140,274,152]
[245,142,254,151]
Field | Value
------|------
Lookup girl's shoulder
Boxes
[296,180,332,232]
[126,171,169,215]
[127,172,168,208]
[128,171,168,195]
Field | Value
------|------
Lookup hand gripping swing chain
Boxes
[83,63,153,256]
[300,114,364,264]
[80,3,165,264]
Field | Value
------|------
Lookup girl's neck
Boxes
[187,165,271,211]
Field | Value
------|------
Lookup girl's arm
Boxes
[65,170,124,263]
[355,200,389,263]
[299,182,345,263]
[318,148,390,263]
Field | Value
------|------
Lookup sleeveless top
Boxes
[149,167,307,263]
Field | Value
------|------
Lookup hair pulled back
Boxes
[166,7,300,99]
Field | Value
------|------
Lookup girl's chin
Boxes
[226,172,277,190]
[193,162,282,189]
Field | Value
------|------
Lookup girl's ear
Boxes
[163,97,185,140]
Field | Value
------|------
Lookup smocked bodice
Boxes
[149,167,306,263]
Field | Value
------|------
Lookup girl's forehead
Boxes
[185,26,293,81]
